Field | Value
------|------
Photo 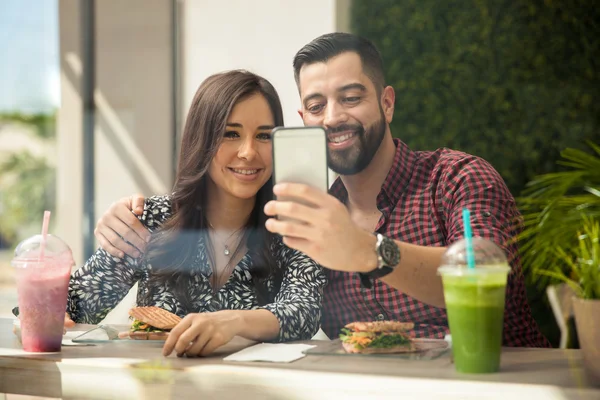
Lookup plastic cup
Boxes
[438,237,510,373]
[12,234,74,352]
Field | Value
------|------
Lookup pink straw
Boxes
[39,210,51,262]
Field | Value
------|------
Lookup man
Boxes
[94,33,549,347]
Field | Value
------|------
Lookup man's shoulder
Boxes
[415,147,500,181]
[416,147,479,168]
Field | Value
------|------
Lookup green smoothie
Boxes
[441,269,508,373]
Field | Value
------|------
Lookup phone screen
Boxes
[272,126,329,193]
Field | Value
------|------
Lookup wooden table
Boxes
[0,318,598,399]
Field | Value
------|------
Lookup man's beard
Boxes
[326,112,386,176]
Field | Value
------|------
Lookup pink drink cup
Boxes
[13,253,72,352]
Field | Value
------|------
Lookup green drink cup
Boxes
[438,237,510,373]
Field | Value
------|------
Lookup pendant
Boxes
[224,246,230,256]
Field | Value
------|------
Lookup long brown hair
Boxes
[140,70,284,311]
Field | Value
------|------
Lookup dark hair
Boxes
[140,70,284,310]
[293,32,386,92]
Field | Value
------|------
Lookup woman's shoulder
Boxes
[145,194,172,212]
[140,194,173,230]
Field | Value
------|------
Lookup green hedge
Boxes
[351,0,599,196]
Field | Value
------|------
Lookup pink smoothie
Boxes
[14,254,72,352]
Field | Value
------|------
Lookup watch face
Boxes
[380,238,400,266]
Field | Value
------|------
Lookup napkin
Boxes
[223,343,316,363]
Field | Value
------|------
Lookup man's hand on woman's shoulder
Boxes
[94,194,149,258]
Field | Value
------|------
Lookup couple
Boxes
[68,32,551,356]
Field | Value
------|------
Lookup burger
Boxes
[340,321,416,354]
[118,306,182,340]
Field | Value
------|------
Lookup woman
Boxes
[67,70,326,357]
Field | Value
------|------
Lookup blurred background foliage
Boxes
[0,112,56,248]
[352,0,599,196]
[351,0,599,346]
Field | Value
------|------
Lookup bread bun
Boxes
[128,306,182,330]
[344,321,414,333]
[341,341,417,354]
[118,330,169,341]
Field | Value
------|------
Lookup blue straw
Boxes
[462,208,476,269]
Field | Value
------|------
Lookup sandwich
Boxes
[339,321,416,354]
[118,306,182,340]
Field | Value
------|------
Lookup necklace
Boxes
[207,221,244,257]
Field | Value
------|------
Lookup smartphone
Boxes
[271,126,329,205]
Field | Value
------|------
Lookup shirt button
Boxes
[483,211,492,217]
[377,313,385,321]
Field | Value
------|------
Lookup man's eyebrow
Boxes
[337,83,367,93]
[303,83,368,105]
[226,123,274,130]
[302,93,323,107]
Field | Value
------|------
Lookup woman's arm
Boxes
[258,242,327,342]
[67,195,172,324]
[162,308,282,357]
[67,249,143,324]
[162,246,327,357]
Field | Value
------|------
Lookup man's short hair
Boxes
[293,32,386,92]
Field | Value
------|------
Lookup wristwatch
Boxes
[359,233,401,289]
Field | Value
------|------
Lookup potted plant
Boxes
[538,217,600,382]
[518,142,600,382]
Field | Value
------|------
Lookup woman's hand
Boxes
[162,311,243,357]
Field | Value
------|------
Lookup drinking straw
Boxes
[39,210,51,262]
[462,208,476,269]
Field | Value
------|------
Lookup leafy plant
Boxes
[0,151,56,244]
[0,112,55,139]
[0,112,56,246]
[538,216,600,300]
[517,142,600,288]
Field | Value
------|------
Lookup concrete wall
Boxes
[57,0,174,266]
[57,0,175,323]
[181,0,350,184]
[56,0,85,264]
[181,0,349,127]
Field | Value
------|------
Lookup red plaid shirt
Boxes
[323,139,550,347]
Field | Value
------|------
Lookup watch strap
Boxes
[359,266,395,289]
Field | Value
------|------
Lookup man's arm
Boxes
[264,183,448,306]
[263,156,520,310]
[353,231,447,307]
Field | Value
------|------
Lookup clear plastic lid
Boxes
[438,237,510,276]
[13,234,74,265]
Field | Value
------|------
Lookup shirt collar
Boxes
[329,138,416,205]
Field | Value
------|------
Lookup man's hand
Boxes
[63,313,75,334]
[263,183,377,273]
[162,311,242,357]
[94,194,149,258]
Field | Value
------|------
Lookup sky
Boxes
[0,0,59,113]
